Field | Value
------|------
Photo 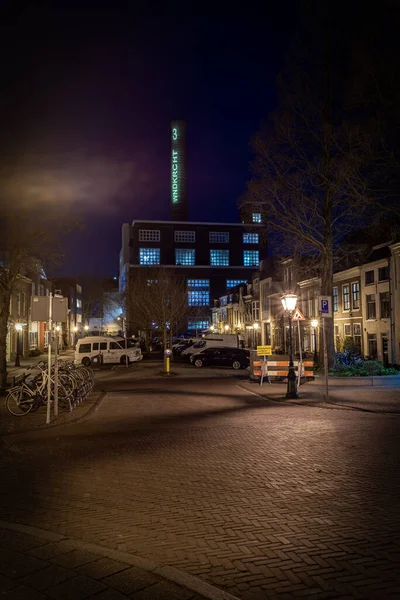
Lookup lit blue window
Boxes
[188,319,210,330]
[188,279,210,306]
[210,249,229,266]
[139,248,160,265]
[175,249,195,266]
[226,279,247,289]
[252,213,262,223]
[243,233,259,244]
[244,250,259,266]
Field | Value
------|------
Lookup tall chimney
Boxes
[170,119,188,221]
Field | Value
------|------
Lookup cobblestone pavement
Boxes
[1,377,400,599]
[0,522,211,599]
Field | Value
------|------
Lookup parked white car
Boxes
[75,336,142,367]
[181,334,243,359]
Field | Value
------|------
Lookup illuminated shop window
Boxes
[226,279,248,289]
[188,320,210,330]
[139,248,160,265]
[139,230,160,242]
[210,249,229,266]
[175,231,195,243]
[209,232,229,243]
[252,213,262,223]
[243,250,259,267]
[243,233,259,244]
[188,279,210,306]
[175,249,195,266]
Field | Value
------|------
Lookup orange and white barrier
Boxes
[252,360,314,378]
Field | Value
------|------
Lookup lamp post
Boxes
[311,319,318,364]
[281,294,299,399]
[14,323,23,367]
[73,326,78,347]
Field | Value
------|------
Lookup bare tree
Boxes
[241,9,399,366]
[0,212,73,389]
[127,267,188,350]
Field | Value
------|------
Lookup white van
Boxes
[75,336,142,366]
[181,334,242,359]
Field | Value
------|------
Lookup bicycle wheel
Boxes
[6,387,34,416]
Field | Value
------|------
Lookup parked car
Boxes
[75,336,142,366]
[181,334,242,360]
[190,347,250,369]
[172,339,200,356]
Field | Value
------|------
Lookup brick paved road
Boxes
[1,376,400,598]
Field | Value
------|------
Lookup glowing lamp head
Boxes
[253,322,259,330]
[84,325,89,331]
[15,323,23,332]
[55,325,61,332]
[311,319,319,328]
[73,326,78,332]
[224,324,230,331]
[281,293,297,312]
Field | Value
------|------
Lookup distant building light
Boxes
[252,213,262,223]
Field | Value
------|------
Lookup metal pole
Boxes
[46,293,52,425]
[313,327,318,364]
[286,311,299,399]
[54,327,59,417]
[297,320,303,388]
[124,318,128,367]
[323,320,329,402]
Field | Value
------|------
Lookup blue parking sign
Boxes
[319,296,332,317]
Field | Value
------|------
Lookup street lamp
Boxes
[14,323,23,367]
[224,324,230,332]
[84,324,89,333]
[311,319,319,364]
[281,294,299,399]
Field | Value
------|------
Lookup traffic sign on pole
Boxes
[292,307,306,321]
[319,296,332,318]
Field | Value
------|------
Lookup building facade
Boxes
[120,218,264,332]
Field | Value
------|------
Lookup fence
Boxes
[252,359,314,379]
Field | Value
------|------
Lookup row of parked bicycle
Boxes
[5,359,94,417]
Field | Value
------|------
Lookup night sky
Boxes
[1,6,299,276]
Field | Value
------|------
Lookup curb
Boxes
[0,389,107,439]
[0,520,240,600]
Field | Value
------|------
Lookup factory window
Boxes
[243,233,259,244]
[188,320,210,331]
[175,230,195,243]
[138,229,160,242]
[175,249,195,266]
[209,232,229,243]
[210,249,229,266]
[252,213,262,223]
[139,248,160,265]
[243,250,259,267]
[226,279,248,289]
[188,279,210,306]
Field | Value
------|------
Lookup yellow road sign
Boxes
[257,345,272,356]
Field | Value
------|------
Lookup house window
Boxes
[188,319,210,331]
[243,233,259,244]
[366,294,376,319]
[244,250,259,266]
[344,324,351,337]
[175,249,195,266]
[378,265,389,281]
[187,279,210,306]
[380,291,390,318]
[139,248,160,265]
[174,230,195,243]
[252,212,262,223]
[365,270,374,285]
[226,279,247,289]
[342,285,350,311]
[353,324,361,351]
[334,325,340,351]
[367,333,377,358]
[210,249,229,266]
[139,229,160,242]
[351,282,360,310]
[209,232,229,243]
[333,287,338,312]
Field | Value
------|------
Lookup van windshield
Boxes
[193,341,206,348]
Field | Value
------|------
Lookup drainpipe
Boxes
[388,255,396,366]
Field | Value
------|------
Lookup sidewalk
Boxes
[239,379,400,413]
[0,521,222,600]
